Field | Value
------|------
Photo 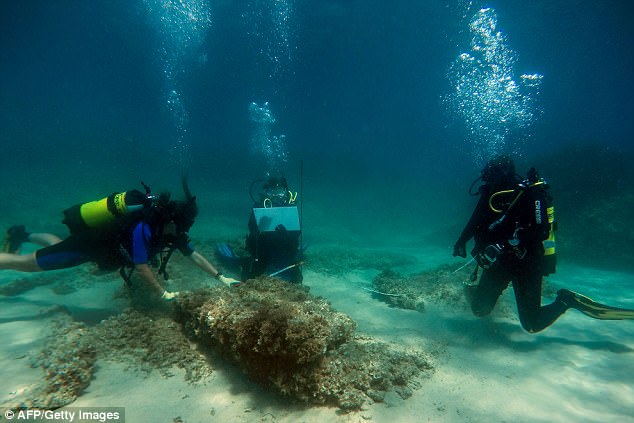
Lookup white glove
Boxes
[217,274,241,287]
[161,290,180,301]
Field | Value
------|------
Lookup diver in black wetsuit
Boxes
[452,155,569,333]
[243,176,303,284]
[453,155,634,330]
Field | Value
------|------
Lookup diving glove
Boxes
[161,290,180,301]
[453,242,467,258]
[217,274,241,287]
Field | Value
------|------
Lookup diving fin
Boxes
[557,289,634,320]
[215,243,240,263]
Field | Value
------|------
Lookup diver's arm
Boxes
[188,251,221,278]
[135,263,167,296]
[130,223,178,300]
[455,193,489,249]
[188,251,240,287]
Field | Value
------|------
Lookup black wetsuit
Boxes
[456,181,567,333]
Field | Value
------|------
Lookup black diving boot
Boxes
[556,289,576,308]
[2,225,30,254]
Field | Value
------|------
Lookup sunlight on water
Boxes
[445,8,543,165]
[248,102,288,175]
[144,0,212,168]
[242,0,296,84]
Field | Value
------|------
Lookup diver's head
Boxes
[170,198,198,233]
[171,177,198,233]
[149,178,198,235]
[263,175,288,191]
[261,175,290,207]
[481,154,516,186]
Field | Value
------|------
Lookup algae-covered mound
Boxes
[7,279,431,412]
[315,338,433,409]
[176,277,432,410]
[92,309,213,382]
[536,143,634,271]
[372,264,547,320]
[5,309,213,411]
[306,246,417,275]
[560,192,634,270]
[0,274,57,296]
[371,265,471,312]
[28,318,96,409]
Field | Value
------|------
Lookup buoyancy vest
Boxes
[485,175,557,275]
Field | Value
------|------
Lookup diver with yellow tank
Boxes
[0,178,239,301]
[452,154,634,333]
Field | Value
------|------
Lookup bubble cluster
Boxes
[249,102,289,174]
[445,8,543,164]
[242,0,296,83]
[144,0,212,167]
[166,88,190,164]
[455,0,475,22]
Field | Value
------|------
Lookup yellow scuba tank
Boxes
[542,204,557,275]
[63,189,149,234]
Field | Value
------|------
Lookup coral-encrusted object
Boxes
[176,277,433,410]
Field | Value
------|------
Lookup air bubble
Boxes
[444,8,543,164]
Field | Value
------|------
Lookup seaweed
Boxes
[175,277,433,410]
[26,318,97,409]
[371,265,469,312]
[8,276,433,412]
[306,246,417,276]
[0,274,57,296]
[371,264,558,321]
[91,309,213,382]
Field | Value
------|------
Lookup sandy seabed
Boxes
[1,240,633,423]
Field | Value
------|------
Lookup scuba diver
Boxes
[0,178,239,301]
[453,154,634,333]
[218,175,303,284]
